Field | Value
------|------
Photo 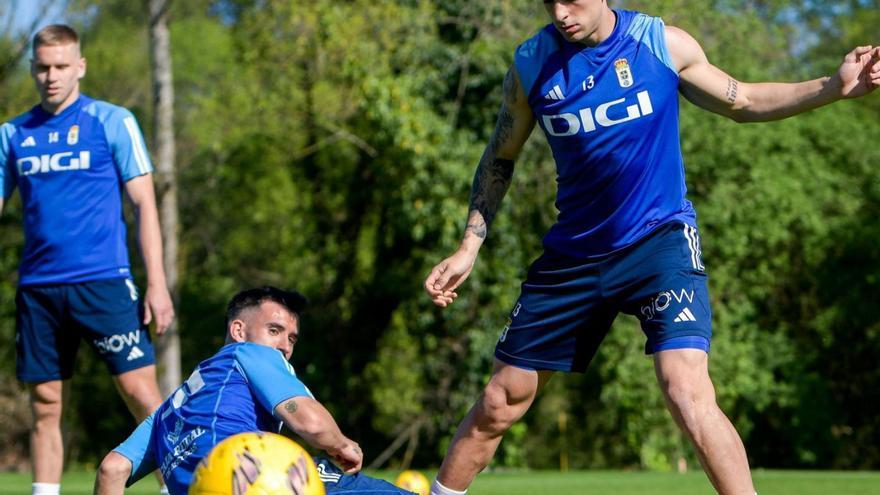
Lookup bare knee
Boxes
[30,385,63,429]
[662,378,718,437]
[473,380,532,435]
[97,452,132,485]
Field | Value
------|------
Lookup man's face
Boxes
[31,42,85,113]
[229,301,299,360]
[543,0,608,43]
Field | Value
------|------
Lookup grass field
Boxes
[1,469,879,495]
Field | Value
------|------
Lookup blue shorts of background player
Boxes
[495,221,711,372]
[16,277,156,382]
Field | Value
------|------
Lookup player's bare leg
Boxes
[94,451,133,495]
[29,380,69,485]
[112,365,163,419]
[435,360,553,492]
[112,365,164,488]
[654,349,755,495]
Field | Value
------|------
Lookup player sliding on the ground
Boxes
[425,2,880,495]
[94,287,414,495]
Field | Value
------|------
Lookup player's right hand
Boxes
[331,441,363,474]
[424,248,478,307]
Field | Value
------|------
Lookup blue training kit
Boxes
[316,458,416,495]
[496,10,713,370]
[495,222,711,372]
[1,94,157,380]
[114,342,414,495]
[1,94,154,286]
[515,9,695,259]
[115,342,313,494]
[15,277,154,381]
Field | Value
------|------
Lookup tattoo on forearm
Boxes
[467,156,515,237]
[465,68,520,239]
[284,400,298,414]
[726,78,738,104]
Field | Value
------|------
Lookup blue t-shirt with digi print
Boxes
[0,94,153,285]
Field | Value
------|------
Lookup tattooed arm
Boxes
[666,25,880,122]
[465,66,536,242]
[425,65,536,307]
[275,397,363,473]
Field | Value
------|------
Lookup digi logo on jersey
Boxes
[16,151,91,176]
[542,90,653,137]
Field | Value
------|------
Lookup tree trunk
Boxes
[148,0,181,395]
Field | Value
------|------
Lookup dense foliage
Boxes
[0,0,878,472]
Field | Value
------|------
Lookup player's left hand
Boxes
[144,284,175,335]
[331,441,363,474]
[836,45,880,98]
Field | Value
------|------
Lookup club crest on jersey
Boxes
[614,58,633,88]
[67,125,79,145]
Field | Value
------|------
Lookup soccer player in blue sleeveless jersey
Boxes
[94,287,414,495]
[424,2,880,495]
[0,25,174,495]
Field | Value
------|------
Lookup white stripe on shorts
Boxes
[683,224,705,271]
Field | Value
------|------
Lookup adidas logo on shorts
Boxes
[126,346,145,361]
[673,307,697,323]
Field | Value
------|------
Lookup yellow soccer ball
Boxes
[189,432,325,495]
[394,470,429,495]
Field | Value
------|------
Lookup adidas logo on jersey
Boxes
[674,307,697,322]
[21,136,36,147]
[126,346,145,361]
[544,85,565,101]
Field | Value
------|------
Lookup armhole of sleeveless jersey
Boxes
[515,27,560,101]
[627,14,677,76]
[0,123,16,198]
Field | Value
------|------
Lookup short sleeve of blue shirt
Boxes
[89,102,154,181]
[0,123,16,199]
[234,343,314,416]
[113,410,159,486]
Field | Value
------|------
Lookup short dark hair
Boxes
[32,24,80,55]
[225,286,308,327]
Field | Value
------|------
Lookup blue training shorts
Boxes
[15,277,156,382]
[315,458,416,495]
[495,221,712,372]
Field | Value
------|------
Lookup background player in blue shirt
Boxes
[0,25,174,495]
[424,2,880,495]
[94,287,413,495]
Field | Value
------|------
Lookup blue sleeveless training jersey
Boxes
[0,94,153,286]
[114,342,313,495]
[515,10,696,258]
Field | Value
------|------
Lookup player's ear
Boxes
[229,319,247,343]
[78,57,86,79]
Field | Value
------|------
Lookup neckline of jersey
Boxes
[564,9,622,58]
[33,94,86,121]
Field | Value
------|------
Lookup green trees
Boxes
[0,0,877,471]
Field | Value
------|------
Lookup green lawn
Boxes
[1,469,878,494]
